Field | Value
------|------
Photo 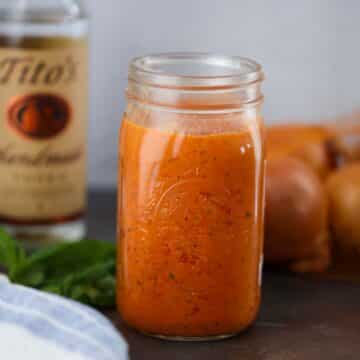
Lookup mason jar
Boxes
[117,53,265,341]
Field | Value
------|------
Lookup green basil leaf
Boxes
[0,228,26,277]
[13,240,115,285]
[0,227,117,308]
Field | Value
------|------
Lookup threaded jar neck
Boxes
[127,53,264,113]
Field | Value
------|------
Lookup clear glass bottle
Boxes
[0,1,88,247]
[118,53,265,340]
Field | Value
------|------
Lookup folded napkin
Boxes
[0,275,128,360]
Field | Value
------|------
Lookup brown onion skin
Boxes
[266,124,336,179]
[265,156,331,273]
[327,163,360,255]
[291,142,334,180]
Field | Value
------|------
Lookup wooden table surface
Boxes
[89,190,360,360]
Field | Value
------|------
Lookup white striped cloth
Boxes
[0,275,128,360]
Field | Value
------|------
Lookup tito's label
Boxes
[0,41,88,221]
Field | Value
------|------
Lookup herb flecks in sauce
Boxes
[118,119,265,337]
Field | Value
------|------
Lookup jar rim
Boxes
[129,52,264,89]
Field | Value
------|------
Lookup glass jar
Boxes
[117,53,265,341]
[0,0,88,247]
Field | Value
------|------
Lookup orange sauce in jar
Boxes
[118,116,264,338]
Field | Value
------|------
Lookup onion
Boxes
[266,124,335,179]
[327,163,360,254]
[265,156,330,272]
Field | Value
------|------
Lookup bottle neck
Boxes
[0,0,88,39]
[0,0,86,24]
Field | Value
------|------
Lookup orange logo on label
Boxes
[7,94,71,140]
